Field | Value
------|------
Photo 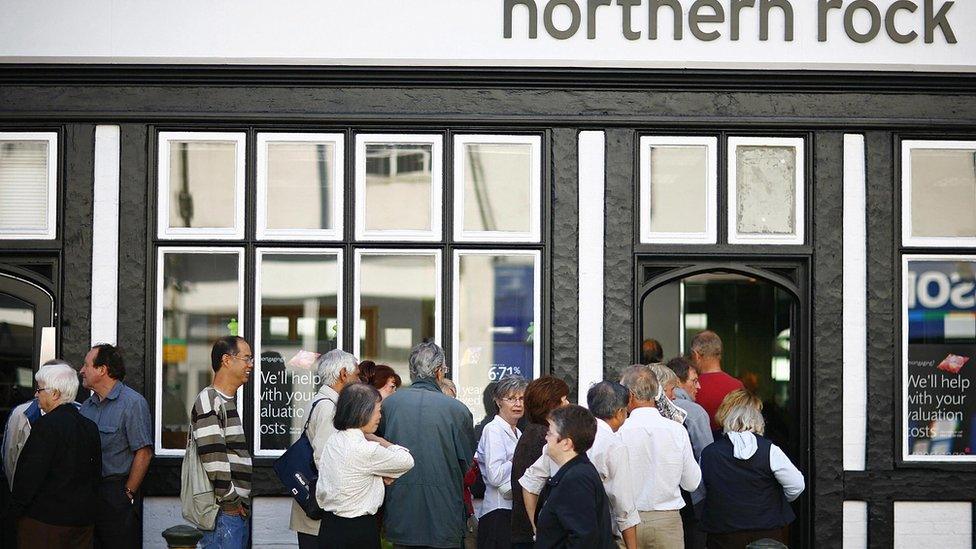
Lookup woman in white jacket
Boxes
[475,375,528,549]
[316,383,414,549]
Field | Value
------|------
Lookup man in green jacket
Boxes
[380,342,475,549]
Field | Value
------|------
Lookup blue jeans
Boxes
[200,512,250,549]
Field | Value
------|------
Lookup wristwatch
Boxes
[124,487,135,503]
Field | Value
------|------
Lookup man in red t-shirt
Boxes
[690,330,743,432]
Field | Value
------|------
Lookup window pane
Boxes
[462,143,532,234]
[358,254,437,383]
[905,258,976,460]
[648,145,708,234]
[265,141,337,232]
[363,143,432,232]
[257,253,340,452]
[456,253,536,420]
[160,252,240,450]
[168,141,238,230]
[910,149,976,238]
[0,140,50,234]
[735,145,797,235]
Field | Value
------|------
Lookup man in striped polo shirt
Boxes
[191,336,254,549]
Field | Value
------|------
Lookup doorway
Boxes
[637,261,810,545]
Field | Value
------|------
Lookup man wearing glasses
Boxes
[190,336,254,549]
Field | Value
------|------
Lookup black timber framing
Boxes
[1,66,976,548]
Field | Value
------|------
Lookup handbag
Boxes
[273,397,331,520]
[180,403,228,531]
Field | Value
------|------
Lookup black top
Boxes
[534,453,614,549]
[10,403,102,526]
[510,422,547,543]
[699,434,796,533]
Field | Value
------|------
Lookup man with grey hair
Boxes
[381,342,475,549]
[520,381,640,548]
[290,349,360,548]
[619,365,700,549]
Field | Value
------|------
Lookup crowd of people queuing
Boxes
[0,329,804,549]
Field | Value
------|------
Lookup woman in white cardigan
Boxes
[316,383,414,549]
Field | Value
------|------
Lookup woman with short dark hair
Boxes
[315,383,414,549]
[509,376,570,548]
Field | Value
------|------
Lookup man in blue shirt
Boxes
[80,344,153,549]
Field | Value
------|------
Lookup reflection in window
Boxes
[159,251,241,451]
[642,272,796,456]
[0,139,53,237]
[260,136,342,237]
[362,143,434,233]
[256,252,340,453]
[455,252,538,420]
[904,258,976,459]
[735,146,797,236]
[908,148,976,239]
[0,293,35,432]
[166,139,239,231]
[459,142,534,236]
[356,253,438,384]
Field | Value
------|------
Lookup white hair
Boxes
[315,349,358,387]
[409,342,446,382]
[648,363,678,390]
[35,362,79,404]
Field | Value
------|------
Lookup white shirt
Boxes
[618,407,701,512]
[475,414,521,518]
[316,429,414,518]
[519,418,641,535]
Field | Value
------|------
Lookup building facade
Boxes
[1,1,975,547]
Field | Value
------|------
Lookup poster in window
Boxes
[905,258,976,460]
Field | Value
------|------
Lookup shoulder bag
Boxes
[273,396,332,520]
[180,401,228,531]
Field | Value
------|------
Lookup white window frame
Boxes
[901,254,976,463]
[253,247,343,457]
[453,135,541,243]
[639,136,717,244]
[157,132,246,240]
[727,136,805,246]
[451,249,542,385]
[354,134,443,242]
[901,140,976,248]
[256,133,345,241]
[0,132,58,240]
[154,246,245,457]
[352,249,443,360]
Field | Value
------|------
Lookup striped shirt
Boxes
[191,387,252,511]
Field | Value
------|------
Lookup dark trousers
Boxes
[679,499,707,549]
[17,516,93,549]
[476,509,512,549]
[298,532,318,549]
[319,512,380,549]
[706,528,787,549]
[93,477,140,549]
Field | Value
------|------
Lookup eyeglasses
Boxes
[227,354,254,365]
[501,396,524,404]
[34,387,56,395]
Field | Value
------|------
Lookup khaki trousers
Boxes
[635,510,684,549]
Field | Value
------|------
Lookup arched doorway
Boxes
[0,270,55,433]
[636,260,810,544]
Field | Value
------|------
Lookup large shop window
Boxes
[0,132,58,240]
[638,135,804,246]
[154,130,542,455]
[901,139,976,462]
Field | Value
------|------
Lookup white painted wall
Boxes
[91,125,120,347]
[843,134,867,471]
[578,131,605,401]
[0,0,973,71]
[843,500,868,549]
[894,501,973,549]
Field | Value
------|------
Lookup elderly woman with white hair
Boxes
[698,390,804,549]
[289,349,360,549]
[11,362,101,549]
